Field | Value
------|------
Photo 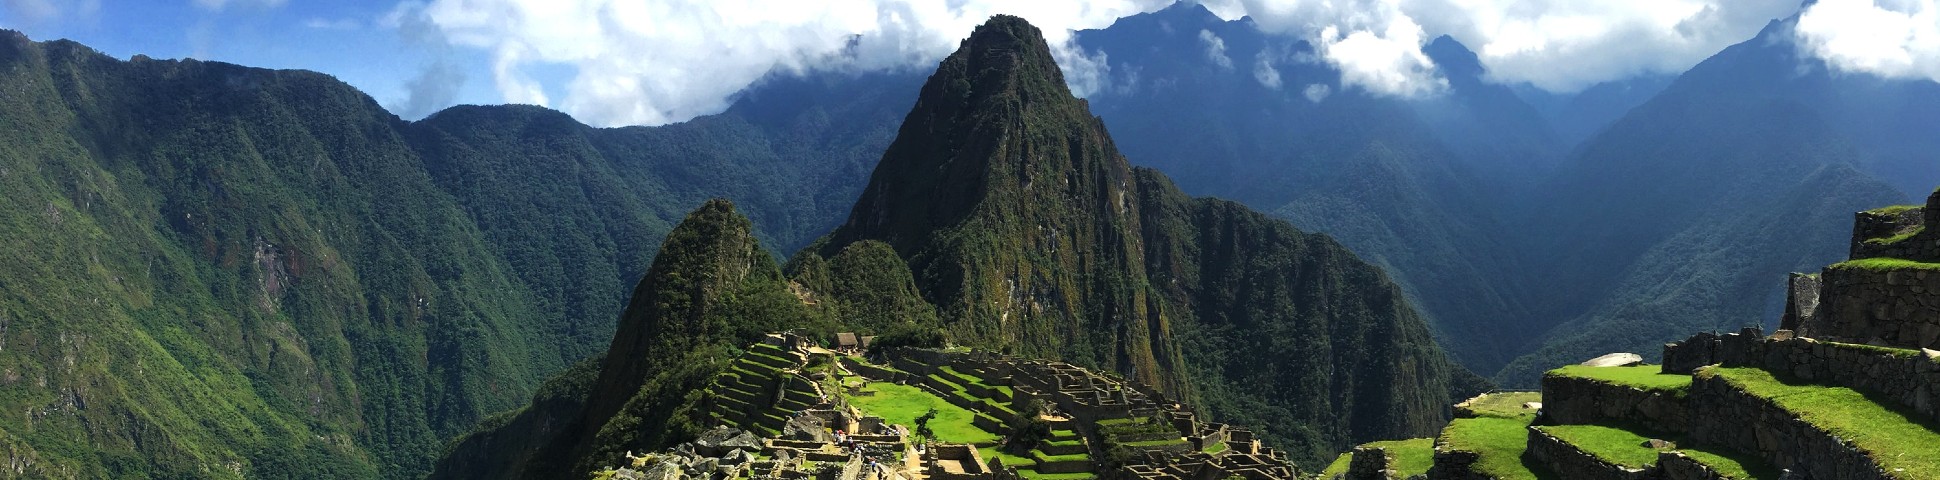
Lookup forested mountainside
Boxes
[1494,16,1926,384]
[0,29,912,478]
[436,16,1484,477]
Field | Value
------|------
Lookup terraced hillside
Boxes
[1329,190,1940,480]
[593,337,1309,480]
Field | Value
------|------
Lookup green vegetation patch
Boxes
[1458,392,1542,419]
[1865,205,1923,216]
[1319,452,1353,478]
[1706,367,1940,477]
[1825,341,1925,360]
[1363,438,1435,477]
[1547,365,1690,396]
[1439,417,1551,480]
[1864,226,1924,246]
[847,382,998,444]
[1829,257,1940,272]
[1678,448,1778,480]
[1201,441,1228,454]
[1537,425,1659,468]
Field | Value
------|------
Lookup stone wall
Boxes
[1809,264,1940,349]
[1655,452,1732,480]
[1424,449,1488,480]
[1777,273,1821,332]
[1343,446,1391,480]
[1686,371,1892,480]
[1523,427,1653,480]
[1664,331,1940,425]
[840,357,911,383]
[1849,202,1932,261]
[1540,374,1688,434]
[1662,328,1764,375]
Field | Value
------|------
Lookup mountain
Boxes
[806,15,1484,465]
[1495,16,1925,384]
[0,30,911,478]
[427,199,833,478]
[434,15,1484,476]
[1067,4,1549,372]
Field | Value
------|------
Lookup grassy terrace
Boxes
[1368,439,1434,477]
[1705,367,1940,478]
[1546,365,1691,396]
[928,372,1017,417]
[1536,424,1773,479]
[1439,392,1552,480]
[1830,257,1940,272]
[1457,391,1541,418]
[1318,438,1435,478]
[848,382,998,444]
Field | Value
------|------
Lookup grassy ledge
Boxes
[1865,205,1923,216]
[1829,257,1940,272]
[847,382,998,444]
[1546,365,1691,396]
[1440,416,1550,480]
[1365,438,1435,477]
[1706,367,1940,478]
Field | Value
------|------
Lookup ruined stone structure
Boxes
[1787,190,1940,349]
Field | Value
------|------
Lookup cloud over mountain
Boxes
[394,0,1934,127]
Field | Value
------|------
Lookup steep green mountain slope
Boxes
[0,29,913,477]
[427,200,834,479]
[1497,17,1914,384]
[808,15,1484,465]
[1070,5,1545,372]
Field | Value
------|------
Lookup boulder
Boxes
[1580,352,1644,367]
[783,414,833,442]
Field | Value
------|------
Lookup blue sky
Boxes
[0,0,506,117]
[1,1,1931,128]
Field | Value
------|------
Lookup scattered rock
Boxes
[1521,402,1542,410]
[1580,353,1644,367]
[1642,439,1676,450]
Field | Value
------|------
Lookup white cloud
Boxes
[193,0,286,11]
[1318,12,1444,96]
[1795,0,1940,82]
[1303,83,1330,102]
[398,0,1841,126]
[1206,0,1801,93]
[1199,29,1233,69]
[407,0,1169,127]
[1253,50,1282,89]
[303,17,361,30]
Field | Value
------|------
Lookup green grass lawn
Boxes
[1539,423,1776,479]
[848,382,998,444]
[1364,438,1435,477]
[1202,441,1228,454]
[1440,416,1555,480]
[1458,391,1542,419]
[1547,365,1690,396]
[1706,367,1940,478]
[1536,425,1658,468]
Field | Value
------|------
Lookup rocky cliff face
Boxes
[808,15,1483,465]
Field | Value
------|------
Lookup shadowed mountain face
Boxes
[1066,4,1552,373]
[811,14,1483,465]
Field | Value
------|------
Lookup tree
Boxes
[914,408,939,441]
